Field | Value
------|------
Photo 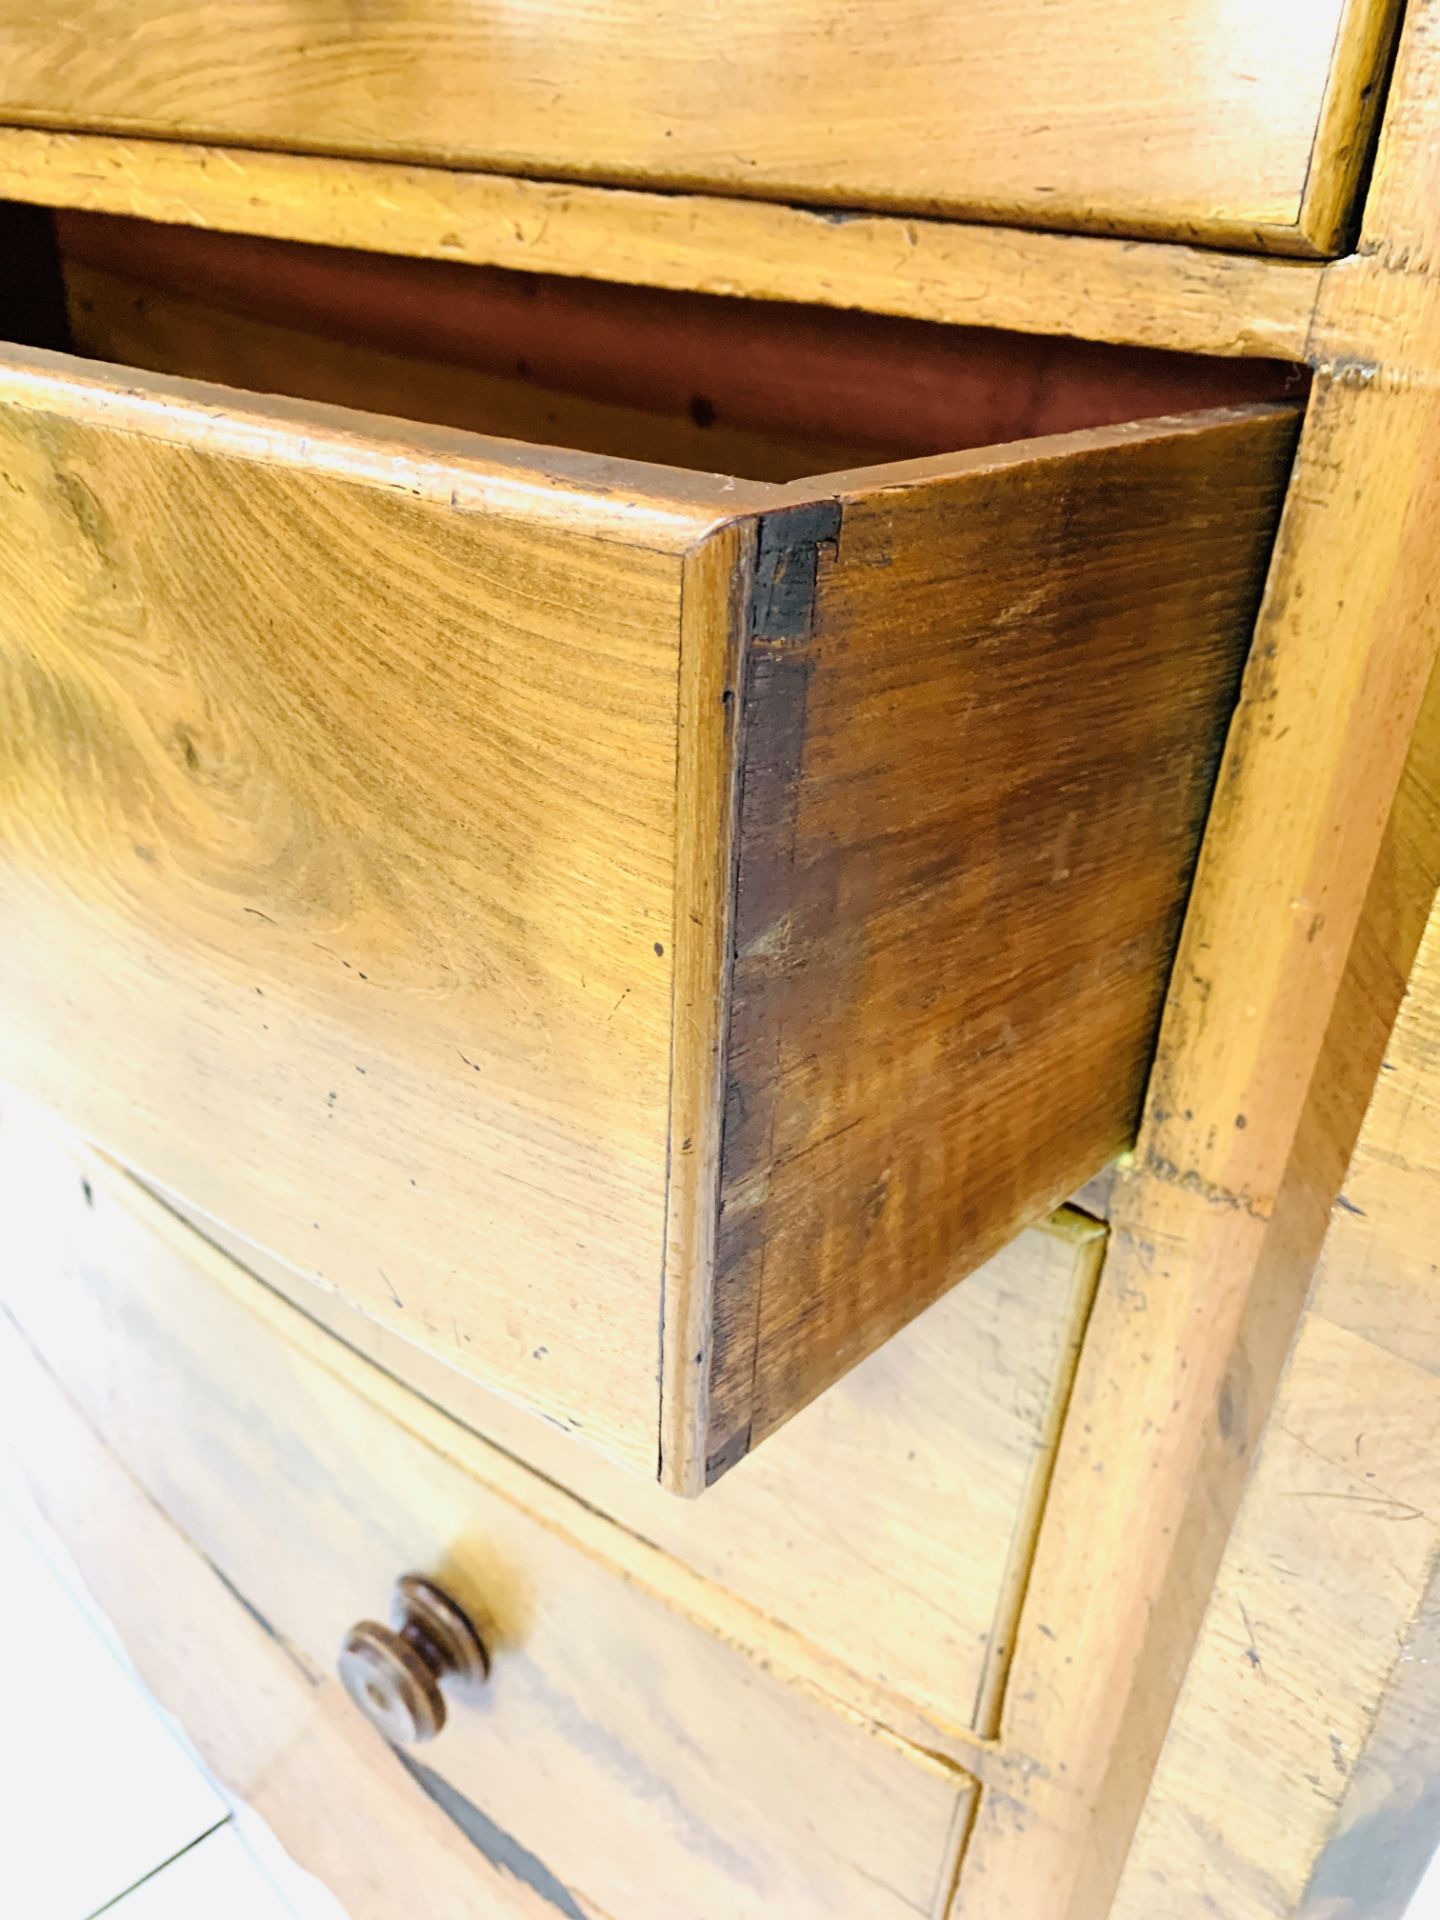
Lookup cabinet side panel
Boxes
[1111,862,1440,1920]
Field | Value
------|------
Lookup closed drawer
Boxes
[633,1217,1106,1745]
[189,1175,1106,1741]
[0,211,1298,1487]
[0,1113,974,1920]
[0,2,1398,254]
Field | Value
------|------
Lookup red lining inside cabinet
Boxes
[51,209,1308,482]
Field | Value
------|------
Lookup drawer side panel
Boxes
[704,407,1302,1477]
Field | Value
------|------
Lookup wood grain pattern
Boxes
[0,129,1325,362]
[955,4,1440,1911]
[701,409,1300,1479]
[1110,882,1440,1919]
[0,343,734,1479]
[0,0,1398,252]
[163,1174,1105,1741]
[1300,0,1406,255]
[0,1114,974,1920]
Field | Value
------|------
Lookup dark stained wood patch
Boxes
[706,502,840,1479]
[397,1755,590,1920]
[750,500,842,640]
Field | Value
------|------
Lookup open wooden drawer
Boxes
[0,210,1300,1487]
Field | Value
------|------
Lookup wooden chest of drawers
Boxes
[3,5,1440,1918]
[183,1160,1108,1741]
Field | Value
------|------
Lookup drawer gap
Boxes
[23,206,1308,487]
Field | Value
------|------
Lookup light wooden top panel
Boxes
[0,0,1396,253]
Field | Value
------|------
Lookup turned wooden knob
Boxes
[338,1574,489,1744]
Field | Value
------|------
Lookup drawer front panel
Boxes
[0,1113,971,1920]
[0,345,723,1478]
[0,1,1397,253]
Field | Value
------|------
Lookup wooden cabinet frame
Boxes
[959,4,1440,1913]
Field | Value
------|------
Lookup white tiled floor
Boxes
[1410,1841,1440,1920]
[0,1455,347,1920]
[100,1829,297,1920]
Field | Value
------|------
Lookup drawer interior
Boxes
[22,205,1304,483]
